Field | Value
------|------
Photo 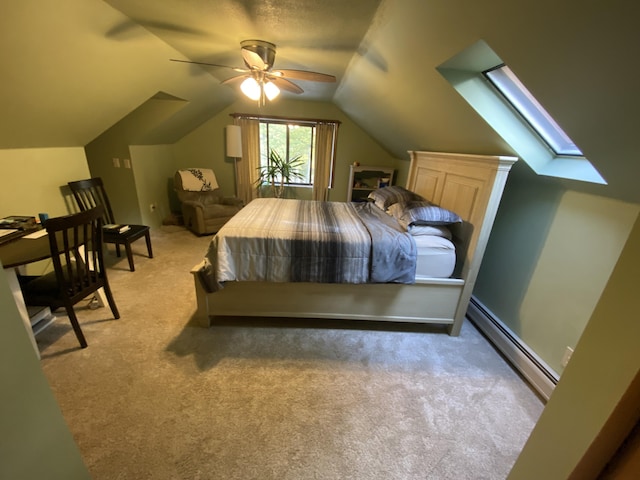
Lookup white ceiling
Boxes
[2,0,639,203]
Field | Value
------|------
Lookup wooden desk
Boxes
[0,229,51,267]
[0,230,51,357]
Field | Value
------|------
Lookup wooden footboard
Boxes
[191,261,466,334]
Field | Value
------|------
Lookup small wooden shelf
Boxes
[347,165,394,202]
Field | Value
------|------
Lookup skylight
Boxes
[436,40,606,185]
[484,65,583,157]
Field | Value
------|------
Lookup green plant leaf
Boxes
[256,149,306,198]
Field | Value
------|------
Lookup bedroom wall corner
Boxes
[473,165,640,376]
[130,144,176,228]
[85,138,140,225]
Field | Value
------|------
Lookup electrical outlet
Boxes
[112,157,120,168]
[150,203,156,212]
[561,346,574,368]
[123,158,131,169]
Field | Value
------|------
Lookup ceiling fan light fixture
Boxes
[264,81,280,101]
[172,39,335,106]
[240,39,276,69]
[240,77,261,101]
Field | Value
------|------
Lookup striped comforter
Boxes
[201,198,417,291]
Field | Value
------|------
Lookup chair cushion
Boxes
[103,224,149,243]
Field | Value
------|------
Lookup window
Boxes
[259,120,318,186]
[437,40,605,184]
[484,65,583,157]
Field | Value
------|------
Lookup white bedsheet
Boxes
[414,235,456,278]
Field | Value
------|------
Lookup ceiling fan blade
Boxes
[170,58,248,73]
[220,74,250,86]
[269,77,304,94]
[270,69,336,83]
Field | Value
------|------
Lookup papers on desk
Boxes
[23,229,48,239]
[0,215,37,229]
[0,228,19,237]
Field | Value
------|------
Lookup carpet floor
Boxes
[37,227,544,480]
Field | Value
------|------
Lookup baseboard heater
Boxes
[467,296,558,401]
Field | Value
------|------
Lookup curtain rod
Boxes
[230,112,341,125]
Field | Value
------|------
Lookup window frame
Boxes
[257,116,338,189]
[260,119,316,187]
[483,64,584,158]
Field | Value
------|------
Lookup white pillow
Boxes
[406,224,452,239]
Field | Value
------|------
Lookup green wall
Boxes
[84,94,188,227]
[0,147,91,220]
[84,97,401,228]
[171,98,401,203]
[130,144,176,227]
[85,132,141,226]
[508,211,640,478]
[475,165,639,374]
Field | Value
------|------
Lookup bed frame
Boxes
[190,150,517,335]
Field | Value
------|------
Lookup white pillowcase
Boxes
[406,224,452,239]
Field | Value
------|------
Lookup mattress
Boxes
[413,235,456,278]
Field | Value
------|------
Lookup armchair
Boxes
[174,168,243,235]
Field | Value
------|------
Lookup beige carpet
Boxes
[36,227,544,480]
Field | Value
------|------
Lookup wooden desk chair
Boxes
[19,206,120,348]
[68,177,153,272]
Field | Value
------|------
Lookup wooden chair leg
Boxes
[103,283,120,319]
[65,305,88,348]
[145,231,153,258]
[115,243,121,257]
[125,241,135,271]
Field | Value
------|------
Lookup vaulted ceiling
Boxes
[2,0,639,203]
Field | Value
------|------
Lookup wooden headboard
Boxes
[406,150,517,283]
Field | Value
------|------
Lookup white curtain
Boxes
[235,117,261,205]
[312,123,337,201]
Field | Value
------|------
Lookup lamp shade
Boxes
[226,125,242,158]
[264,81,280,101]
[240,77,261,101]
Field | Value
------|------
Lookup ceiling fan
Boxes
[171,40,336,106]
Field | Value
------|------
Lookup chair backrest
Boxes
[174,169,224,204]
[68,178,117,225]
[44,206,107,303]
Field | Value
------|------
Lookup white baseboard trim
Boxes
[467,296,558,401]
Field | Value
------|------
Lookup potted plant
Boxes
[257,149,305,198]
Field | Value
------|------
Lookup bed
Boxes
[190,150,517,335]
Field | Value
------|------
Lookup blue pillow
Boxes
[388,201,462,227]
